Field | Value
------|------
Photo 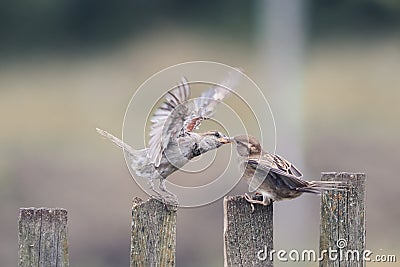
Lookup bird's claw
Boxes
[244,193,256,213]
[164,194,179,206]
[244,193,271,213]
[150,194,179,208]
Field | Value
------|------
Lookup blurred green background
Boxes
[1,1,399,266]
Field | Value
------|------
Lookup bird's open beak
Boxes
[218,137,232,144]
[224,136,236,144]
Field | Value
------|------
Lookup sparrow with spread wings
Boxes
[97,74,238,203]
[232,135,346,209]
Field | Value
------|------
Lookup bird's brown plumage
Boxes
[233,135,346,206]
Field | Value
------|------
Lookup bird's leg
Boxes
[244,193,256,212]
[159,179,178,204]
[148,178,163,201]
[262,195,272,206]
[244,193,271,213]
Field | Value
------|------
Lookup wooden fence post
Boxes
[18,207,69,267]
[320,172,366,267]
[130,197,178,267]
[224,195,273,267]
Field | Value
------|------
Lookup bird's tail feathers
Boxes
[297,180,348,194]
[96,128,137,156]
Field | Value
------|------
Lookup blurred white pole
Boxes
[256,0,306,162]
[255,0,310,253]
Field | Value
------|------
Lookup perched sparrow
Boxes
[232,135,346,208]
[97,75,237,202]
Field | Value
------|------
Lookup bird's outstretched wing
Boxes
[185,71,240,131]
[148,78,191,167]
[148,71,240,167]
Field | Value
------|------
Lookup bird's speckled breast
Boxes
[155,135,199,178]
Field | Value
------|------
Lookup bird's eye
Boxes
[214,132,221,138]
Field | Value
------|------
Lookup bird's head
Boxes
[197,131,231,153]
[232,135,262,157]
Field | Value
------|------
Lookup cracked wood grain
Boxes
[224,195,273,267]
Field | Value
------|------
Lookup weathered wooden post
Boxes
[130,197,178,267]
[320,172,366,267]
[18,207,69,267]
[224,195,273,267]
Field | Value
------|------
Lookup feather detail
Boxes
[148,72,240,167]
